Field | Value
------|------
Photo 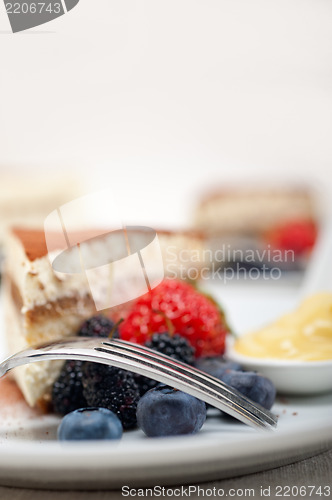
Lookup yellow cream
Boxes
[234,293,332,361]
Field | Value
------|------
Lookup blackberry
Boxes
[135,332,195,396]
[52,315,118,415]
[145,332,195,364]
[78,315,119,338]
[82,363,140,430]
[133,373,157,397]
[52,360,87,415]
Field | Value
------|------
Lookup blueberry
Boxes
[136,385,206,437]
[57,407,123,441]
[220,370,276,410]
[194,356,242,379]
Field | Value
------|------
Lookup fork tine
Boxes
[102,339,270,413]
[101,340,250,407]
[99,340,277,429]
[104,339,241,396]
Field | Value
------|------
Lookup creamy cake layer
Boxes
[8,271,95,342]
[6,229,95,311]
[4,290,65,407]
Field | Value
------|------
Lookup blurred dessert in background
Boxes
[194,186,316,234]
[193,185,320,273]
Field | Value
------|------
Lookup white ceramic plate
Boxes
[0,282,331,490]
[0,389,331,490]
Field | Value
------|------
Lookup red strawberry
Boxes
[119,279,229,358]
[266,219,317,256]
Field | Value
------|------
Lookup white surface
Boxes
[203,278,302,334]
[0,283,332,489]
[1,0,332,227]
[301,215,332,296]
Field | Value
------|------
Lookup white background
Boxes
[0,0,331,227]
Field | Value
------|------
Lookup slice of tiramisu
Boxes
[3,228,98,407]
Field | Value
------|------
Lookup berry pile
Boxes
[53,281,277,441]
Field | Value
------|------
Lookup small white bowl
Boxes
[226,337,332,395]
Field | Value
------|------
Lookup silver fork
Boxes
[0,337,277,431]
